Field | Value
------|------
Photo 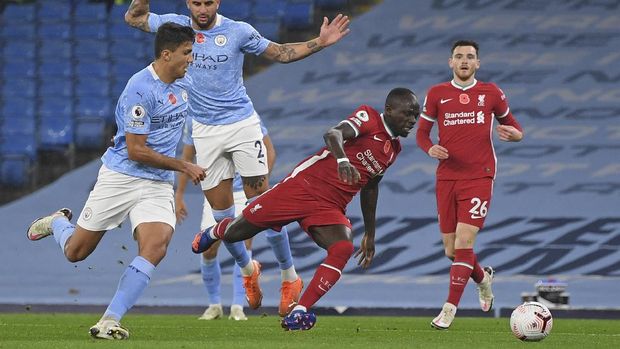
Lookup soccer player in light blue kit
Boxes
[26,23,205,340]
[126,0,350,316]
[175,116,274,321]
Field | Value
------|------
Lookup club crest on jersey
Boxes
[168,93,177,105]
[214,35,227,46]
[83,207,92,221]
[478,94,485,106]
[383,140,391,154]
[196,33,206,44]
[181,90,188,102]
[131,105,146,119]
[459,93,470,104]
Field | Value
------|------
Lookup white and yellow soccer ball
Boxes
[510,301,553,342]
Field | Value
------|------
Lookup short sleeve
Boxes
[421,87,438,122]
[122,82,154,135]
[148,13,191,32]
[492,84,510,118]
[238,22,270,56]
[339,105,379,138]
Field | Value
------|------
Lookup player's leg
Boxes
[230,190,251,320]
[198,197,223,320]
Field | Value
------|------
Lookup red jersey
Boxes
[420,79,511,180]
[284,105,401,208]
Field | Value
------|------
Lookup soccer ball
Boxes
[510,301,553,341]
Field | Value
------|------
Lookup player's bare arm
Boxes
[496,125,523,142]
[354,176,381,268]
[323,123,360,185]
[174,144,196,223]
[125,0,151,32]
[261,14,350,63]
[126,133,206,184]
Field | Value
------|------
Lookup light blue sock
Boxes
[246,196,294,271]
[232,250,251,306]
[51,216,75,253]
[213,206,250,269]
[103,256,155,321]
[200,255,222,304]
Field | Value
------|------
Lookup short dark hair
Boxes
[386,87,416,107]
[451,40,479,57]
[154,22,195,59]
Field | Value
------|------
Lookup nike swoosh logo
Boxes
[373,135,382,141]
[440,98,452,104]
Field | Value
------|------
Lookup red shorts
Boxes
[436,177,494,233]
[242,177,352,234]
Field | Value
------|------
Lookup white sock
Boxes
[281,266,298,282]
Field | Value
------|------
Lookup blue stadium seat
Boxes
[38,79,74,98]
[110,39,148,61]
[74,61,111,79]
[252,0,287,20]
[75,117,106,149]
[0,24,36,40]
[0,134,37,160]
[219,0,253,21]
[253,19,281,41]
[3,79,37,100]
[2,41,36,60]
[39,23,72,40]
[38,97,73,119]
[38,116,74,150]
[38,1,72,23]
[149,0,179,14]
[0,154,32,187]
[2,98,36,120]
[282,2,315,30]
[1,3,36,23]
[40,40,72,60]
[73,22,108,41]
[75,78,110,98]
[315,0,348,9]
[108,4,129,23]
[38,60,73,79]
[108,21,148,41]
[75,97,113,120]
[74,2,108,22]
[2,61,36,79]
[1,117,36,137]
[111,59,147,82]
[74,40,109,60]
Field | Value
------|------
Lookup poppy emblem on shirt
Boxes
[383,140,391,154]
[214,35,227,46]
[459,93,470,104]
[169,93,177,105]
[196,33,205,44]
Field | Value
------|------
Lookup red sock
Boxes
[299,240,354,309]
[446,248,475,307]
[212,217,233,239]
[470,254,484,284]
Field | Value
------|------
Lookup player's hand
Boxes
[174,196,188,223]
[338,161,361,185]
[428,144,449,160]
[184,162,207,185]
[354,234,375,268]
[496,125,523,142]
[317,14,351,47]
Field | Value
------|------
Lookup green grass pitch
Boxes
[1,313,618,349]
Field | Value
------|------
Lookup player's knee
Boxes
[444,248,455,260]
[64,247,88,263]
[328,240,355,260]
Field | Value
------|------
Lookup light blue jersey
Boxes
[148,14,270,126]
[182,115,268,192]
[103,65,192,183]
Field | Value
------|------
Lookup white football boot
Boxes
[198,304,223,320]
[89,317,129,340]
[228,304,248,321]
[431,302,457,330]
[476,266,495,312]
[26,208,72,241]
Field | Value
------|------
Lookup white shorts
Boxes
[77,165,176,236]
[192,112,268,191]
[200,190,248,230]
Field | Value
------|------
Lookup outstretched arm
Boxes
[125,0,151,32]
[261,14,350,63]
[354,176,381,268]
[323,122,360,185]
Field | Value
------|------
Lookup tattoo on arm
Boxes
[306,40,322,54]
[242,175,266,191]
[126,0,150,31]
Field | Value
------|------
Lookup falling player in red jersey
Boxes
[192,87,420,330]
[416,40,524,330]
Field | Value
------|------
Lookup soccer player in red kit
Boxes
[416,40,524,330]
[192,87,420,330]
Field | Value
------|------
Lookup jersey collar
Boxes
[147,63,160,81]
[380,113,398,139]
[450,79,477,91]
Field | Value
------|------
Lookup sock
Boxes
[232,250,251,306]
[298,240,354,309]
[51,216,75,253]
[471,255,485,284]
[446,248,475,307]
[103,256,155,321]
[265,226,297,281]
[212,206,251,278]
[200,255,222,305]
